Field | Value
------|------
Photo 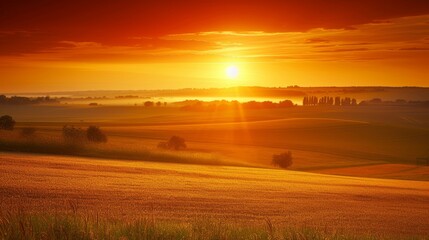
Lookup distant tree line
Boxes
[0,114,108,143]
[143,101,167,107]
[303,96,357,106]
[359,98,429,107]
[115,95,140,99]
[0,95,58,105]
[303,96,429,107]
[179,100,295,112]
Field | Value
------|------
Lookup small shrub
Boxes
[144,101,154,107]
[158,136,187,150]
[168,136,187,150]
[86,126,107,143]
[62,125,85,143]
[20,127,36,137]
[272,151,293,169]
[0,115,15,130]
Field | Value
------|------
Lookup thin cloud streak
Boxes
[1,15,427,64]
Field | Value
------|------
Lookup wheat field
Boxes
[1,152,428,238]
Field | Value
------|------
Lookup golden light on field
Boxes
[226,65,239,79]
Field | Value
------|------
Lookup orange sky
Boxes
[1,0,429,92]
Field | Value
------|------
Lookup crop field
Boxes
[1,104,428,180]
[1,103,428,239]
[1,152,429,238]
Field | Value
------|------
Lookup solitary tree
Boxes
[272,151,293,169]
[0,115,15,130]
[168,136,187,150]
[86,126,107,143]
[157,136,187,150]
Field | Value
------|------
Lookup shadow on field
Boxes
[0,128,250,167]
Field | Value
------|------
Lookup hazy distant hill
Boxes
[7,86,429,102]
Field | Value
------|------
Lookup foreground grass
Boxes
[0,213,422,240]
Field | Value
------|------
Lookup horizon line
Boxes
[3,85,429,95]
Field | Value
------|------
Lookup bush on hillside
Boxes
[158,136,187,150]
[167,136,187,150]
[86,126,107,143]
[272,151,293,169]
[0,115,15,130]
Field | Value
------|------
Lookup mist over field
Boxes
[1,87,429,239]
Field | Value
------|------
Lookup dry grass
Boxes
[0,212,418,240]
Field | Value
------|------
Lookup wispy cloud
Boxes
[160,15,429,62]
[1,15,428,64]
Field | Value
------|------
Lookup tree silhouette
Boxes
[335,97,341,106]
[272,151,293,169]
[86,126,107,143]
[167,136,187,150]
[144,101,154,107]
[0,115,15,130]
[279,100,294,107]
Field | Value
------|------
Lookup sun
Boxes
[226,65,239,79]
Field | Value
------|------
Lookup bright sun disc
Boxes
[226,65,239,79]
